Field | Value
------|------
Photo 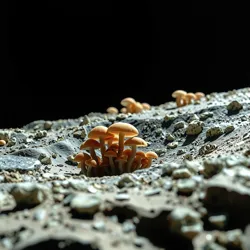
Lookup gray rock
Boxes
[10,183,48,206]
[199,143,217,156]
[202,242,226,250]
[0,155,41,171]
[33,208,47,221]
[168,206,203,240]
[224,125,235,134]
[167,141,178,149]
[199,111,213,121]
[176,179,196,194]
[166,133,175,142]
[227,100,243,111]
[92,220,106,231]
[174,121,185,130]
[206,127,223,138]
[144,188,161,196]
[161,162,180,176]
[186,120,204,135]
[70,193,101,214]
[208,214,227,229]
[115,193,130,201]
[172,168,192,179]
[205,173,250,213]
[117,175,137,188]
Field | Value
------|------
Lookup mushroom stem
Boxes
[87,166,92,177]
[126,145,136,172]
[118,132,125,156]
[79,162,87,175]
[89,148,99,166]
[108,157,116,175]
[99,137,106,158]
[144,158,152,169]
[176,96,186,107]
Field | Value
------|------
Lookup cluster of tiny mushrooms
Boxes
[106,97,151,114]
[73,122,158,177]
[171,90,205,107]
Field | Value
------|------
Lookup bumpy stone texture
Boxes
[0,155,41,171]
[1,88,250,249]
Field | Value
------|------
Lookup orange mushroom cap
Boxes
[142,103,151,110]
[195,92,205,100]
[120,97,136,107]
[80,139,101,150]
[107,122,138,137]
[145,151,158,159]
[73,152,91,162]
[107,107,119,114]
[172,90,187,98]
[124,137,148,147]
[88,126,110,140]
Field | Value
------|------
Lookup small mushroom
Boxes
[107,122,138,157]
[141,158,149,169]
[120,107,127,114]
[142,103,151,110]
[134,102,143,113]
[120,97,136,113]
[73,152,91,175]
[107,107,119,114]
[88,126,111,158]
[144,151,158,168]
[194,92,205,100]
[0,140,6,146]
[104,150,117,175]
[133,151,146,170]
[85,159,98,177]
[115,155,128,174]
[172,90,187,107]
[80,139,101,165]
[185,92,196,105]
[124,137,148,172]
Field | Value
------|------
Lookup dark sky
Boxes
[3,1,250,128]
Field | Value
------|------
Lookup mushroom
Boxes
[144,151,158,168]
[0,140,6,146]
[107,107,119,114]
[80,139,101,165]
[124,137,148,172]
[85,159,98,177]
[194,92,205,100]
[120,97,136,113]
[106,134,119,147]
[133,151,146,170]
[88,126,110,158]
[104,150,117,175]
[73,152,91,175]
[140,158,149,169]
[115,155,128,174]
[107,143,119,152]
[134,102,144,113]
[142,103,151,110]
[172,90,187,107]
[120,107,127,114]
[185,92,196,105]
[107,122,138,157]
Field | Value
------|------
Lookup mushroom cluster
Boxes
[106,97,151,114]
[73,122,158,177]
[172,90,205,107]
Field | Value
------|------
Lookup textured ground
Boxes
[1,88,250,250]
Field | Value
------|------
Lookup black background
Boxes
[3,1,250,128]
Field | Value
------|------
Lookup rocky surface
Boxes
[1,88,250,249]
